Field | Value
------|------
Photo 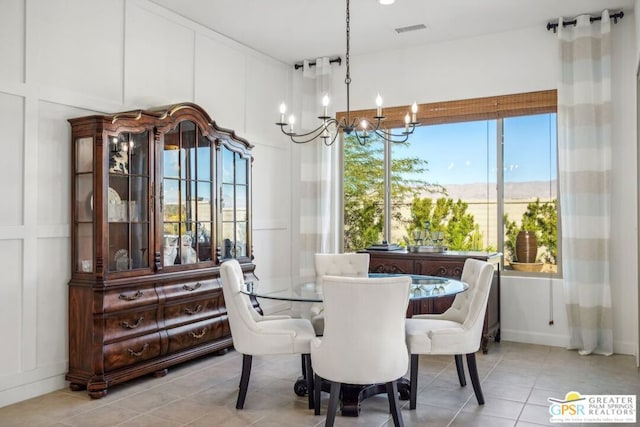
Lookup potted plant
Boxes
[504,218,543,272]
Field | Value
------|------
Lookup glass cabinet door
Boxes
[161,120,214,267]
[107,131,150,272]
[74,137,94,273]
[219,143,250,261]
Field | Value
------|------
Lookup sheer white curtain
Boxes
[292,57,339,276]
[557,11,613,355]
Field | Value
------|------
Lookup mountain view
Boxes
[431,180,557,202]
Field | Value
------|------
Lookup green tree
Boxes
[343,135,440,251]
[408,197,485,251]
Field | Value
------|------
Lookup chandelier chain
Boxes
[345,0,351,127]
[345,0,351,85]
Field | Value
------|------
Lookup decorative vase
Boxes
[515,230,537,263]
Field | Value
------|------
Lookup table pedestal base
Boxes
[294,377,410,417]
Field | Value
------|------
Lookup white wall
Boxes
[334,20,638,355]
[636,0,640,64]
[0,0,294,408]
[634,0,640,368]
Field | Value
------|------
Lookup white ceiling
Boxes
[150,0,633,65]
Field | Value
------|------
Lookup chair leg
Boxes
[325,381,341,427]
[386,380,404,427]
[237,354,252,409]
[466,352,485,405]
[303,354,314,409]
[454,354,467,386]
[409,353,419,410]
[314,374,322,415]
[301,354,306,380]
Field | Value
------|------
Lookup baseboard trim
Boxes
[501,329,568,348]
[502,329,637,356]
[0,375,66,409]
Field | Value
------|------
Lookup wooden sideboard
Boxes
[364,250,501,353]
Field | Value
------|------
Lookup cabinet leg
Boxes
[87,376,108,399]
[481,335,489,354]
[68,382,86,392]
[88,389,108,399]
[153,369,168,378]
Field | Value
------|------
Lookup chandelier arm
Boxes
[324,132,341,146]
[371,124,419,139]
[352,132,369,146]
[290,128,341,146]
[280,119,341,144]
[278,119,340,138]
[372,129,410,143]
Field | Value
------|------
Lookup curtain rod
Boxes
[547,11,623,32]
[293,57,342,70]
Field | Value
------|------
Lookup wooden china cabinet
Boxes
[67,103,254,398]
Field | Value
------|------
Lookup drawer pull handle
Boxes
[184,305,203,315]
[183,282,202,291]
[190,328,208,339]
[121,317,144,329]
[127,343,149,357]
[119,290,143,301]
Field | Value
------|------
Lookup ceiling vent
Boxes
[394,24,427,34]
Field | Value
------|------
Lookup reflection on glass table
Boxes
[240,273,468,303]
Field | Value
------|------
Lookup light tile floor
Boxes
[0,341,638,426]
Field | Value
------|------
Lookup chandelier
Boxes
[276,0,419,146]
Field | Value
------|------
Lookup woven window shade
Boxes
[336,90,556,129]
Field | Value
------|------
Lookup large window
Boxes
[341,91,559,274]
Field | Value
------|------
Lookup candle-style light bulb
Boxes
[375,94,383,117]
[361,119,368,138]
[279,102,287,124]
[404,113,410,132]
[322,94,329,117]
[289,115,296,133]
[411,102,418,123]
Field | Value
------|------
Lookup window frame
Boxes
[337,90,560,276]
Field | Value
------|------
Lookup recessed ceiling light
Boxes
[394,24,427,34]
[378,0,395,5]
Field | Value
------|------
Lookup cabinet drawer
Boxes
[162,279,219,301]
[103,307,159,343]
[369,257,414,274]
[167,317,230,354]
[104,333,162,371]
[103,284,159,313]
[415,260,464,278]
[163,291,225,329]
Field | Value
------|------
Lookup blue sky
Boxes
[393,113,557,185]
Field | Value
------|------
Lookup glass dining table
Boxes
[240,273,469,417]
[242,273,467,302]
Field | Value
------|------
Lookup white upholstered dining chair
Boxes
[405,258,494,409]
[310,253,370,335]
[220,259,317,410]
[311,275,411,427]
